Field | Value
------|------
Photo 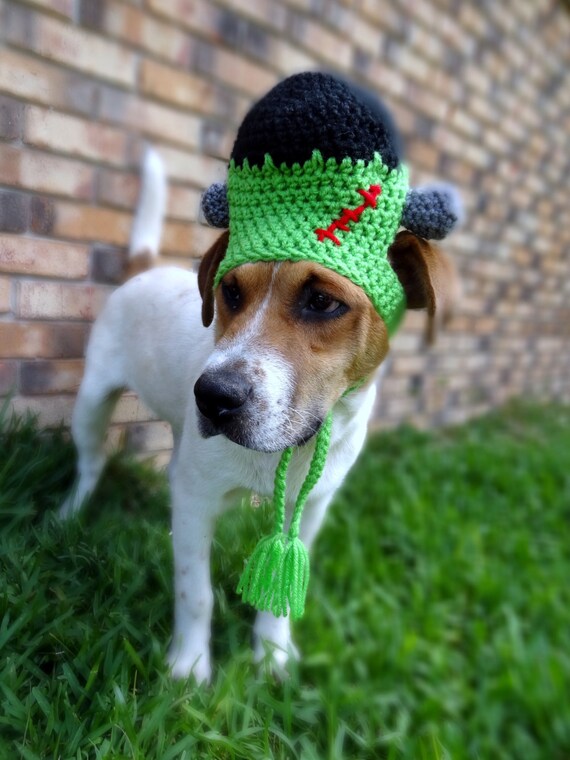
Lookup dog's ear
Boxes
[197,230,230,328]
[387,230,460,344]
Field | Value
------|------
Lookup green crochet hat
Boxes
[201,73,461,619]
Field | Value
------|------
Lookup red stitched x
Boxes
[315,184,382,246]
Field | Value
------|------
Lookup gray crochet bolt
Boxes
[201,182,229,228]
[401,183,463,240]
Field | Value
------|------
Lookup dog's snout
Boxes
[194,371,252,424]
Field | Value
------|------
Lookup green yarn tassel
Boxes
[237,413,333,619]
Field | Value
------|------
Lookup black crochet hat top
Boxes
[230,72,403,170]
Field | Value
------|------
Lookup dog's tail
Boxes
[124,146,167,281]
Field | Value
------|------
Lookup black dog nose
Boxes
[194,371,252,424]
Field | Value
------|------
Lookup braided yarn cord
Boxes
[237,413,333,619]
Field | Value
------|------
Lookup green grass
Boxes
[1,401,570,759]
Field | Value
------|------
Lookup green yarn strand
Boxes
[272,446,293,535]
[289,412,333,539]
[237,412,333,618]
[237,533,286,608]
[280,538,310,619]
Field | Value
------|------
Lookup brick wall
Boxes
[1,0,569,465]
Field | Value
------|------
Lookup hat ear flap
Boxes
[401,184,463,240]
[201,183,229,228]
[198,230,230,327]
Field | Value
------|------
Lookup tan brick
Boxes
[160,221,192,256]
[141,450,172,468]
[160,146,226,187]
[0,322,88,359]
[0,276,11,313]
[24,0,74,19]
[271,39,314,76]
[161,221,219,257]
[101,0,189,63]
[98,89,200,151]
[293,15,351,68]
[125,420,174,452]
[0,48,89,113]
[35,14,137,87]
[147,0,221,36]
[406,140,440,172]
[223,0,287,31]
[98,169,139,210]
[8,394,76,426]
[113,392,158,424]
[140,59,226,114]
[25,106,126,167]
[208,46,276,98]
[20,358,85,394]
[0,234,90,278]
[0,144,94,200]
[16,281,111,321]
[53,202,131,246]
[168,185,202,222]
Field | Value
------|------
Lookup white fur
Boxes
[61,153,382,684]
[129,146,167,258]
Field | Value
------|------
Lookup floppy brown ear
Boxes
[197,230,230,328]
[387,230,460,344]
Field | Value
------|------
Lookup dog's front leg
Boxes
[167,467,220,683]
[253,486,336,674]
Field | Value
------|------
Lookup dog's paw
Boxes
[57,493,81,521]
[167,644,212,684]
[253,637,300,680]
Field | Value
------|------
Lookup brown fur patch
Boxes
[214,261,389,414]
[122,249,154,283]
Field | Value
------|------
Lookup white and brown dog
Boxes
[60,148,458,683]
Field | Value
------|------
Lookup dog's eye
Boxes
[307,292,341,313]
[221,281,242,311]
[300,289,348,320]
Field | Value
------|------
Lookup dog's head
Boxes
[194,230,459,452]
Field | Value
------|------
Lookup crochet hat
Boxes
[201,72,461,619]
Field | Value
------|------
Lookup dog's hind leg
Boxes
[59,377,123,520]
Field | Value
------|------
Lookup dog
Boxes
[60,147,459,683]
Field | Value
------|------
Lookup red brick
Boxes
[0,322,88,359]
[25,106,127,167]
[0,190,29,233]
[20,358,85,394]
[0,361,17,395]
[0,95,25,140]
[90,245,127,284]
[0,234,89,278]
[16,280,111,321]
